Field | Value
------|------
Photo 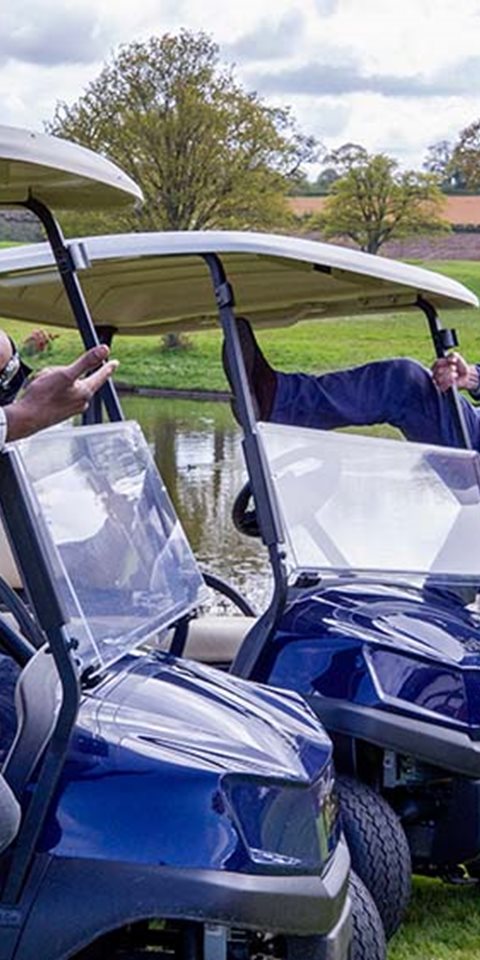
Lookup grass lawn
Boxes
[5,258,480,392]
[388,877,480,959]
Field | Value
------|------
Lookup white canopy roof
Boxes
[0,125,143,210]
[0,230,475,335]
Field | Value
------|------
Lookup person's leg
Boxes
[272,358,480,449]
[222,317,480,449]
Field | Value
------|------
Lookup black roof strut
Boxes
[417,294,472,450]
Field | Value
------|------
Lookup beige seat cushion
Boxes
[159,615,256,663]
[0,525,21,590]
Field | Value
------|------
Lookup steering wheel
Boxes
[232,481,261,538]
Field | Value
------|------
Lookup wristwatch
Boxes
[0,339,32,405]
[0,349,21,392]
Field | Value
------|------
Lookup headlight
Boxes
[223,762,339,872]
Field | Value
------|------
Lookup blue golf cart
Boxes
[2,226,479,941]
[0,128,379,959]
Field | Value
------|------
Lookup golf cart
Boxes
[0,129,373,960]
[2,228,479,941]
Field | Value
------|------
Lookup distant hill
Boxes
[289,194,480,259]
[288,194,480,226]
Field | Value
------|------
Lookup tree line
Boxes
[45,30,480,256]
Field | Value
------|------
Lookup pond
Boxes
[120,394,404,616]
[121,393,272,614]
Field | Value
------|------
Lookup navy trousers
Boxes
[271,358,480,450]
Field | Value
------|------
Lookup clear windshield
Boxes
[12,421,208,669]
[259,422,480,585]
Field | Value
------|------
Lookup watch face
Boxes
[0,343,32,405]
[0,352,21,390]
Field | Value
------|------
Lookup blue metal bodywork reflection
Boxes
[266,581,480,734]
[39,650,337,873]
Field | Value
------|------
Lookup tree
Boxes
[289,143,371,196]
[47,31,317,234]
[424,140,453,178]
[423,140,465,191]
[313,166,340,193]
[451,121,480,191]
[291,166,342,196]
[319,152,448,254]
[323,142,369,176]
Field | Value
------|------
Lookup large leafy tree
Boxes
[319,152,447,254]
[47,31,317,234]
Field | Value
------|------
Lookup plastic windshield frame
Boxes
[257,421,480,588]
[0,420,208,672]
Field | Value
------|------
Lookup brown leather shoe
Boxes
[222,317,277,422]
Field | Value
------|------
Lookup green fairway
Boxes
[6,258,480,392]
[388,877,480,959]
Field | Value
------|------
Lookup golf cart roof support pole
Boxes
[417,295,472,450]
[202,253,288,678]
[83,325,118,425]
[0,454,80,905]
[22,196,123,423]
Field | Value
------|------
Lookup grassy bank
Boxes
[4,259,480,392]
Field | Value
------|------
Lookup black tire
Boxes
[336,775,411,939]
[349,871,386,960]
[285,872,386,960]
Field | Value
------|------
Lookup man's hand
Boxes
[4,345,119,441]
[431,352,479,394]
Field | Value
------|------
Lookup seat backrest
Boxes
[2,646,59,799]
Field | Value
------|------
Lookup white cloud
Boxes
[0,2,111,66]
[225,10,306,61]
[313,0,339,14]
[0,0,478,172]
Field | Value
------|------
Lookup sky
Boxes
[1,0,480,177]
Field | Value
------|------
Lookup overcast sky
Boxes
[1,0,480,176]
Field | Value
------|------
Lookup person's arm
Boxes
[3,345,118,443]
[431,352,480,396]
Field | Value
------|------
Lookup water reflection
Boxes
[121,395,271,613]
